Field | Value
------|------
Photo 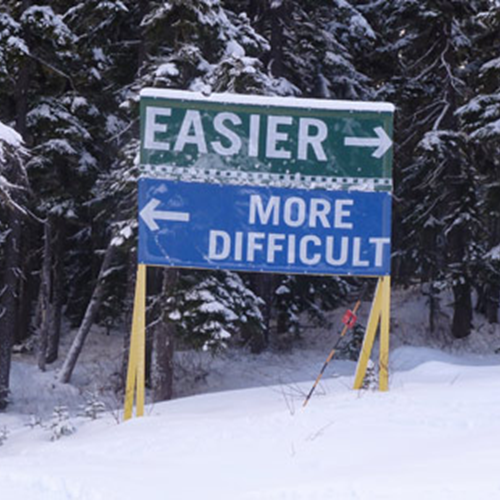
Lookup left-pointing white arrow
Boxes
[344,126,393,159]
[140,198,190,231]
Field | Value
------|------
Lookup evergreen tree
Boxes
[0,2,33,408]
[457,3,500,323]
[165,270,265,353]
[19,4,101,366]
[0,121,29,409]
[361,0,486,338]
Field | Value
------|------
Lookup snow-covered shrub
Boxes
[0,426,9,446]
[80,391,106,420]
[361,359,378,391]
[338,324,365,361]
[47,406,75,441]
[166,270,265,354]
[26,414,43,429]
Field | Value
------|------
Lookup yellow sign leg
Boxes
[379,276,391,391]
[135,265,146,417]
[124,264,147,420]
[353,278,383,390]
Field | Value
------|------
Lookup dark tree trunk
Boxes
[151,320,175,402]
[439,30,473,340]
[15,46,30,138]
[447,161,473,339]
[428,281,439,334]
[15,237,38,345]
[138,0,152,74]
[428,286,436,334]
[151,269,178,402]
[421,227,440,334]
[276,286,289,338]
[447,194,472,339]
[451,280,473,339]
[476,283,499,325]
[46,218,65,364]
[59,239,118,383]
[250,273,274,350]
[268,0,287,78]
[37,219,52,371]
[486,284,499,324]
[448,210,473,339]
[0,213,22,409]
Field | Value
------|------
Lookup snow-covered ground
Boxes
[2,286,500,499]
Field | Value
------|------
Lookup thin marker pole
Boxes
[303,284,368,408]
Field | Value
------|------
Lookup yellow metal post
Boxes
[124,264,147,420]
[353,278,383,390]
[135,266,146,417]
[379,276,391,391]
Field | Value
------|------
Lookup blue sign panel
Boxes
[138,179,392,276]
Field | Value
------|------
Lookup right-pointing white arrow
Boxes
[344,126,393,158]
[140,198,190,231]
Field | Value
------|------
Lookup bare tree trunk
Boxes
[447,168,472,339]
[59,239,118,383]
[486,284,499,324]
[268,0,287,78]
[151,269,178,402]
[45,268,63,363]
[16,239,38,344]
[46,219,65,363]
[441,33,473,340]
[451,280,473,339]
[151,321,175,402]
[447,203,473,339]
[427,282,438,334]
[0,213,22,409]
[137,0,151,73]
[251,273,274,350]
[37,219,52,371]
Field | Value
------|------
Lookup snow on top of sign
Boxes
[140,88,395,113]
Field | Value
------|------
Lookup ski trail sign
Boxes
[140,88,394,191]
[126,89,396,419]
[138,179,392,276]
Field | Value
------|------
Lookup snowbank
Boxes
[1,346,500,500]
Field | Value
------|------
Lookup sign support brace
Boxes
[353,276,391,391]
[124,265,147,420]
[122,271,391,418]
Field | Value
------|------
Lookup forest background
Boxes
[0,0,499,411]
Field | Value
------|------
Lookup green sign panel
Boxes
[140,89,394,191]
